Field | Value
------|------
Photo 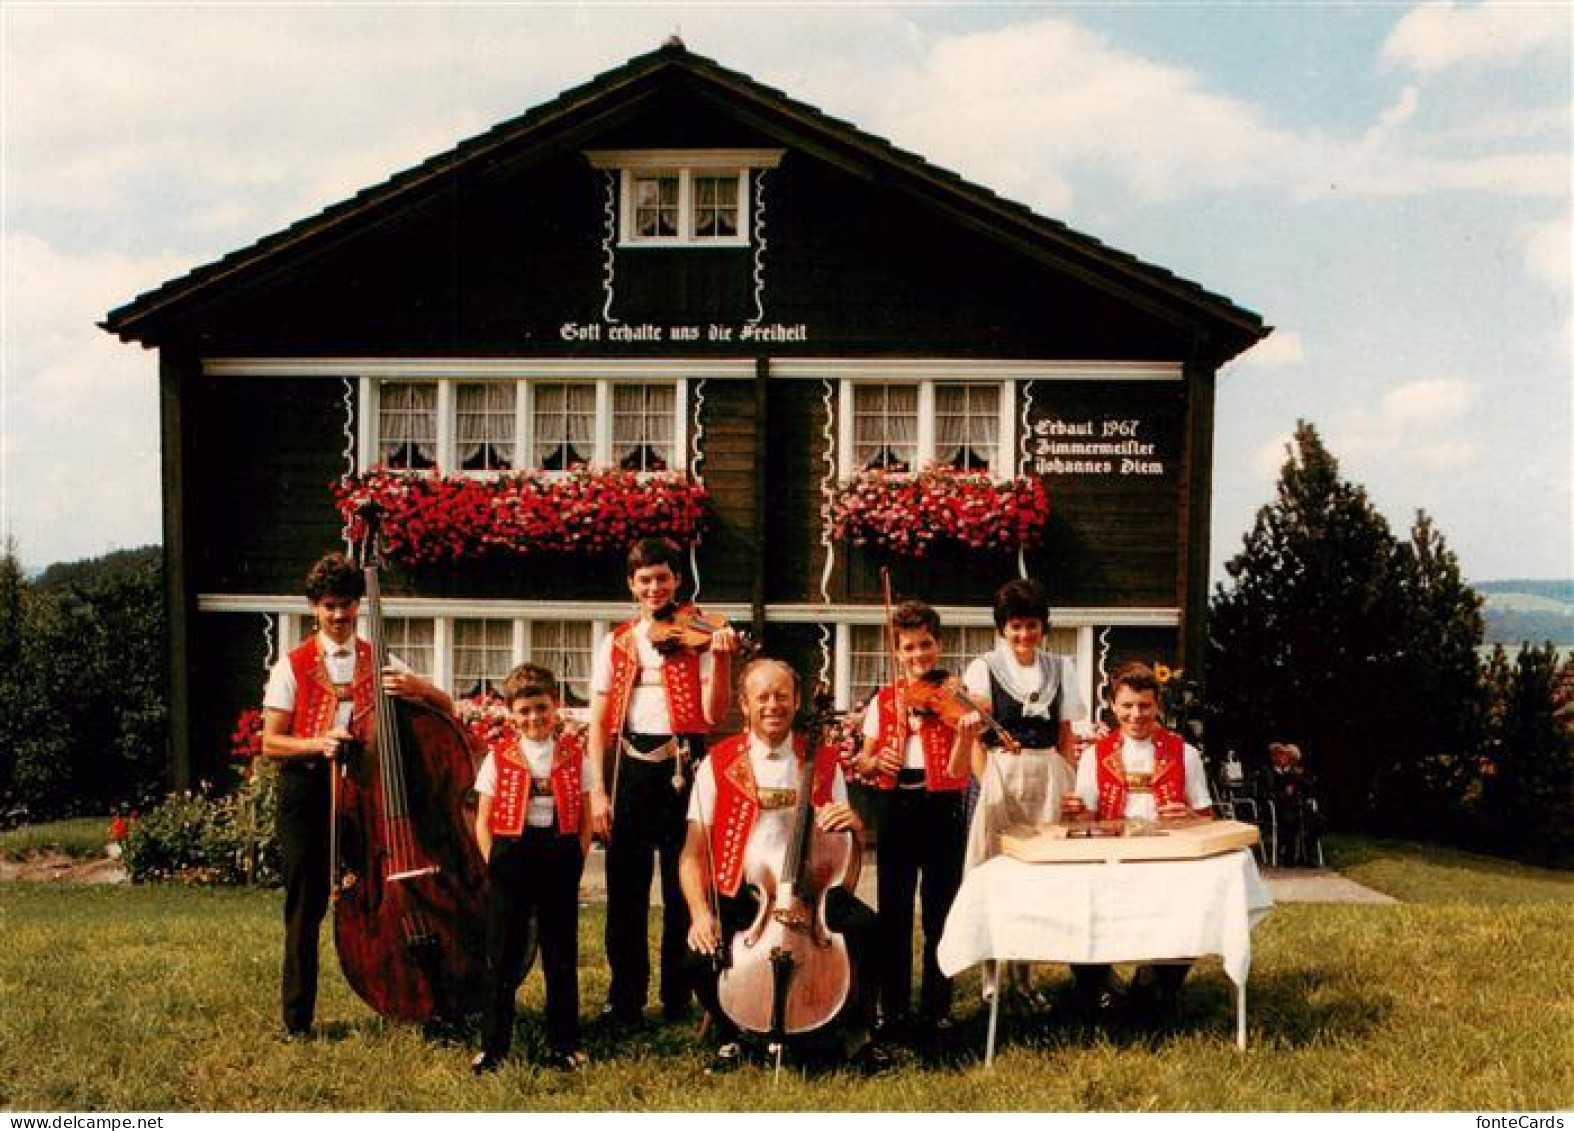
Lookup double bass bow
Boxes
[331,504,489,1024]
[716,685,853,1065]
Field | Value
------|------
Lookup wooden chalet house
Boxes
[104,40,1269,787]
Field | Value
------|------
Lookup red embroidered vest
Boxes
[487,726,586,837]
[704,732,840,899]
[869,683,970,793]
[288,637,376,738]
[1093,727,1187,819]
[601,614,708,741]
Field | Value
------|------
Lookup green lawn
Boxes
[1,837,1570,1111]
[0,817,113,862]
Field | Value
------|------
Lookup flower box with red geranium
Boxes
[829,466,1049,558]
[334,469,710,568]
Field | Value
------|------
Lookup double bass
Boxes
[332,505,490,1024]
[716,689,853,1043]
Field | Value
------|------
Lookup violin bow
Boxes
[879,567,905,774]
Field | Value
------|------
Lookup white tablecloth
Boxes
[938,848,1274,987]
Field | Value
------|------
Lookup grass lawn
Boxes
[1,836,1570,1111]
[0,817,113,862]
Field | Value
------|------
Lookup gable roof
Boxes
[102,38,1269,362]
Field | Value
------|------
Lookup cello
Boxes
[332,504,490,1024]
[716,687,853,1051]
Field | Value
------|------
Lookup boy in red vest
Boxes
[260,551,453,1040]
[678,659,889,1075]
[587,537,738,1028]
[1061,660,1214,1018]
[471,664,593,1074]
[853,600,981,1040]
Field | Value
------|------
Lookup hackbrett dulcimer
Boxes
[1000,818,1260,864]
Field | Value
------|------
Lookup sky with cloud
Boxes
[2,2,1569,583]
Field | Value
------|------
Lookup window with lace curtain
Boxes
[383,617,435,678]
[457,384,515,472]
[379,383,438,470]
[533,384,596,471]
[368,378,685,475]
[528,620,594,708]
[843,622,1078,710]
[935,384,999,470]
[848,381,1009,476]
[453,618,514,698]
[613,384,675,471]
[854,385,918,472]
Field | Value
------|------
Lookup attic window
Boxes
[586,149,784,249]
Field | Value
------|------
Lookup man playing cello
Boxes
[679,658,892,1075]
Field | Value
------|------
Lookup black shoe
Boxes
[548,1048,590,1072]
[662,1001,694,1023]
[705,1041,744,1076]
[597,1002,644,1032]
[849,1041,896,1077]
[280,1026,313,1044]
[873,1012,912,1042]
[471,1051,503,1076]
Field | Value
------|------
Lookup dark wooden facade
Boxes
[106,42,1267,786]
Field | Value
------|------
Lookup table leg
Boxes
[1235,979,1246,1051]
[985,960,1001,1067]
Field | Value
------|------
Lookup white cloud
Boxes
[1382,1,1569,75]
[1381,378,1478,425]
[1253,432,1297,480]
[1522,214,1572,294]
[1238,330,1306,369]
[1,232,182,568]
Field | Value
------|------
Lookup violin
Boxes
[648,604,731,655]
[904,669,1022,754]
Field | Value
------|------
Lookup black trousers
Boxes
[604,745,696,1017]
[480,828,584,1057]
[873,787,967,1022]
[685,886,879,1051]
[277,762,331,1034]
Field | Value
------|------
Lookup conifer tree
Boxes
[1209,421,1408,827]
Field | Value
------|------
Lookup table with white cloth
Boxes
[936,848,1273,1063]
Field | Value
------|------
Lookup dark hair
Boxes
[500,663,559,705]
[1108,661,1161,698]
[992,578,1049,632]
[626,537,684,579]
[891,599,940,638]
[304,552,365,603]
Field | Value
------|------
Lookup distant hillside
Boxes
[33,546,161,592]
[1475,579,1574,646]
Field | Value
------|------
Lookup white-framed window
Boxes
[379,383,439,470]
[284,612,601,707]
[384,617,436,678]
[527,620,596,708]
[841,380,1015,478]
[584,149,782,249]
[453,618,514,698]
[366,379,686,476]
[456,384,516,472]
[622,168,748,246]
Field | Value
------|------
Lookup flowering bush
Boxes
[334,469,710,567]
[456,693,512,754]
[829,467,1049,558]
[121,772,279,886]
[230,707,264,761]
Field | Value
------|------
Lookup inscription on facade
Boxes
[559,321,809,344]
[1032,417,1166,477]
